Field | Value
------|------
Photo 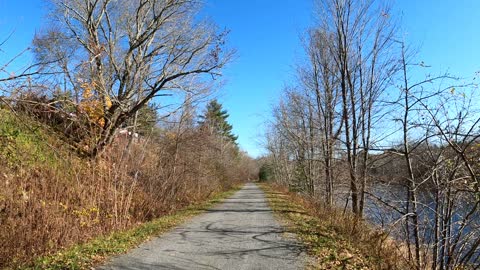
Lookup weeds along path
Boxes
[98,183,307,270]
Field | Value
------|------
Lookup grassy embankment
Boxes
[260,184,408,270]
[0,108,242,269]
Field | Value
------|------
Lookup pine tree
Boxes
[199,99,238,144]
[124,103,159,135]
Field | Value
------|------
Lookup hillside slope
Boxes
[0,109,252,268]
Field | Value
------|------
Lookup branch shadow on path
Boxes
[98,183,307,270]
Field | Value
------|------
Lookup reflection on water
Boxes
[346,183,480,265]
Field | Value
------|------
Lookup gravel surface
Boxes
[98,183,306,270]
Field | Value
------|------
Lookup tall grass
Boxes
[0,109,254,268]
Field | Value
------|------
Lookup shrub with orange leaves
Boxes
[78,82,112,127]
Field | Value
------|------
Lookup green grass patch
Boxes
[0,109,63,169]
[20,186,241,270]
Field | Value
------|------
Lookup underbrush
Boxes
[25,186,240,270]
[0,109,252,269]
[261,183,408,270]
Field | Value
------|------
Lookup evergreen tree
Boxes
[199,99,238,144]
[124,103,159,135]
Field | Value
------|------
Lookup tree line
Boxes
[263,0,480,269]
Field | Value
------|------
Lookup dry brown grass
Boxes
[261,183,410,270]
[0,109,253,269]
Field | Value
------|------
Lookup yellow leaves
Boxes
[73,206,101,228]
[78,81,112,127]
[449,87,467,99]
[81,82,96,99]
[59,202,68,211]
[165,132,177,140]
[17,188,30,202]
[105,95,112,109]
[72,206,99,216]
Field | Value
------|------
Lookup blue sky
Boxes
[1,0,479,157]
[205,0,480,157]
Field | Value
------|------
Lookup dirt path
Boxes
[98,183,307,270]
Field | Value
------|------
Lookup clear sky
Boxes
[205,0,480,157]
[1,0,479,158]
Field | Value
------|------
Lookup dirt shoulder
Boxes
[260,183,407,270]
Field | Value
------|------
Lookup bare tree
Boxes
[396,41,480,268]
[34,0,233,156]
[314,0,397,215]
[298,29,343,205]
[271,89,318,194]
